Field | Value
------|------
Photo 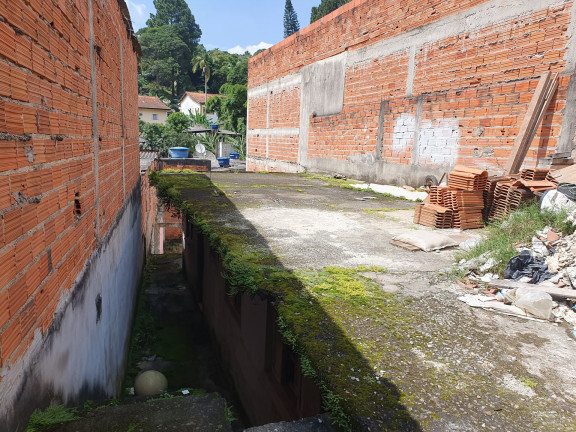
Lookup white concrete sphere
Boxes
[134,370,168,396]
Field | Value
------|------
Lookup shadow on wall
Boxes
[154,173,423,431]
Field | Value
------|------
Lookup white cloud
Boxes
[128,1,146,17]
[227,41,273,55]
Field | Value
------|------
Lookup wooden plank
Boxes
[487,279,576,300]
[549,164,576,184]
[504,72,555,175]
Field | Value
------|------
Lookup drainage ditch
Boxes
[124,242,248,430]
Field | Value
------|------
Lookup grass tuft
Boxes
[26,406,80,431]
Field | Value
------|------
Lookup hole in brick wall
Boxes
[74,192,82,216]
[95,294,102,323]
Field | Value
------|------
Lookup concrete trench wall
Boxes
[247,0,576,185]
[0,1,141,430]
[182,219,323,426]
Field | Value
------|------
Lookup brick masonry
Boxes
[0,1,140,429]
[247,0,576,184]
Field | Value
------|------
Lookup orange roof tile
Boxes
[138,95,171,110]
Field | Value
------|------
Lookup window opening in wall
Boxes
[74,192,82,216]
[152,113,158,120]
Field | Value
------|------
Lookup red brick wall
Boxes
[0,0,139,370]
[141,157,158,255]
[247,0,575,179]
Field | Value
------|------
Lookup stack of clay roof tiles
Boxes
[414,167,560,229]
[486,169,556,221]
[414,166,487,229]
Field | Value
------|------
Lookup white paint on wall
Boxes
[392,114,416,154]
[392,114,459,165]
[418,118,460,166]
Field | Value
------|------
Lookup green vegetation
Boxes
[521,378,538,388]
[137,0,251,137]
[191,50,211,104]
[455,201,576,276]
[26,406,80,431]
[284,0,300,38]
[310,0,351,23]
[207,83,247,134]
[363,207,402,214]
[161,168,200,174]
[138,0,201,101]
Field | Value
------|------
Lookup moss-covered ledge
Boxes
[148,172,571,432]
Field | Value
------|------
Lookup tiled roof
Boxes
[180,91,219,104]
[138,95,171,110]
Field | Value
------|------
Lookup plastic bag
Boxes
[504,250,553,284]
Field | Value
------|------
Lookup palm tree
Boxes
[191,52,211,108]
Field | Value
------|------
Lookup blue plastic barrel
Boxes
[217,157,230,167]
[169,147,190,158]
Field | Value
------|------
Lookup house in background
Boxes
[179,91,219,123]
[138,95,171,123]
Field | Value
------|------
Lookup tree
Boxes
[139,121,167,152]
[284,0,300,38]
[310,0,350,23]
[139,0,203,101]
[146,0,201,51]
[138,25,190,99]
[191,49,211,105]
[216,83,247,134]
[166,111,191,133]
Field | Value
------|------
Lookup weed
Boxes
[26,405,80,431]
[454,201,576,276]
[363,207,402,214]
[520,377,538,388]
[147,392,180,402]
[161,168,200,174]
[225,405,237,423]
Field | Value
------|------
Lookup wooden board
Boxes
[504,72,557,175]
[487,279,576,300]
[549,164,576,184]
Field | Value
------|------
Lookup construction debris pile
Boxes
[456,226,576,329]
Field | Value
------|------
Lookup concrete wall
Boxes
[247,0,576,185]
[180,95,203,116]
[139,108,169,124]
[182,219,322,426]
[0,0,141,430]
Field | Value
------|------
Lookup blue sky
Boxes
[126,0,320,54]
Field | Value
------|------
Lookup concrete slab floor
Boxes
[177,172,576,431]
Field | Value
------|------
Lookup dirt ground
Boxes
[189,171,576,431]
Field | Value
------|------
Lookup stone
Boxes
[513,288,554,320]
[546,256,560,274]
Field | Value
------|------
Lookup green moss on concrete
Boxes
[148,172,568,431]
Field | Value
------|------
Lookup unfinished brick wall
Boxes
[0,0,140,428]
[247,0,576,183]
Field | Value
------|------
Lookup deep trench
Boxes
[124,240,249,430]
